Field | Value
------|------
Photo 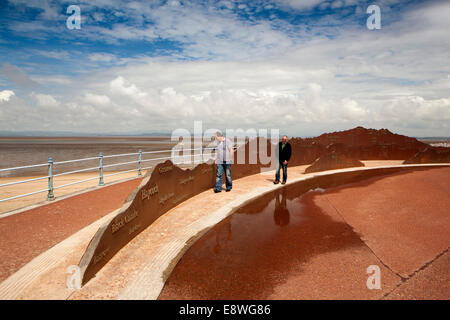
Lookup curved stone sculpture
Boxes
[404,147,450,164]
[78,137,274,284]
[304,151,365,173]
[77,127,433,285]
[79,160,218,284]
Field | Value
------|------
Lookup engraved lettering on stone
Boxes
[141,184,159,200]
[93,247,110,265]
[111,217,125,234]
[172,194,189,205]
[128,223,141,235]
[111,210,139,234]
[179,176,194,185]
[158,166,173,174]
[125,209,139,223]
[159,192,174,205]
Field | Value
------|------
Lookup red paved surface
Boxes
[323,167,450,278]
[159,167,450,299]
[0,178,142,282]
[386,250,449,300]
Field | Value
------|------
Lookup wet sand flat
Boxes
[0,137,176,176]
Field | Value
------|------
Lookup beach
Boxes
[0,136,218,214]
[0,136,176,177]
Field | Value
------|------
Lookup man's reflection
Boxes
[213,219,232,254]
[274,187,290,226]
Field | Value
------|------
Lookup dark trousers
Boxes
[275,160,288,182]
[215,162,232,191]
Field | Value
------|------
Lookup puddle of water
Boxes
[159,184,364,299]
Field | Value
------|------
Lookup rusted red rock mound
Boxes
[308,126,425,149]
[304,151,365,173]
[287,127,428,164]
[403,147,450,164]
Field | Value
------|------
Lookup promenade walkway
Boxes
[0,161,448,300]
[0,170,149,214]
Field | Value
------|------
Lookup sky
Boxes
[0,0,449,137]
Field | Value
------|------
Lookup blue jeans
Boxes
[215,162,232,191]
[275,161,288,182]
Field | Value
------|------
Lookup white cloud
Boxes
[330,1,344,9]
[33,49,71,60]
[384,96,450,122]
[0,90,15,102]
[32,93,60,108]
[273,0,323,10]
[110,76,147,98]
[83,93,111,106]
[32,76,73,85]
[89,53,118,63]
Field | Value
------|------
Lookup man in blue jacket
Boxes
[274,135,292,185]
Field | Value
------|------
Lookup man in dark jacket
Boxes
[274,135,292,185]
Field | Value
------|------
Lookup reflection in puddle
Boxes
[160,185,364,300]
[213,220,232,255]
[273,188,290,227]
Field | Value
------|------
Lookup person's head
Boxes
[215,131,224,141]
[281,135,288,144]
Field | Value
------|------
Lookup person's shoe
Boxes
[273,180,280,184]
[214,189,222,193]
[281,181,286,185]
[226,188,231,192]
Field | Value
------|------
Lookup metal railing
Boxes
[0,147,217,204]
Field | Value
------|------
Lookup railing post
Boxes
[47,157,55,201]
[180,142,185,164]
[138,149,142,176]
[99,152,104,186]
